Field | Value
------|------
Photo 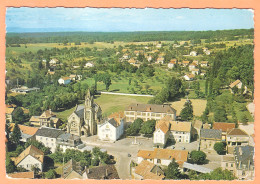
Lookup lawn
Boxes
[55,93,151,120]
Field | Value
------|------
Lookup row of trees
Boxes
[125,118,156,137]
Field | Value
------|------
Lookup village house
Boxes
[8,171,35,179]
[58,77,71,85]
[124,103,176,123]
[11,145,44,172]
[137,148,188,167]
[62,159,84,179]
[10,86,40,94]
[9,123,39,142]
[132,160,165,180]
[153,116,192,148]
[97,117,124,142]
[182,60,190,67]
[69,74,82,81]
[221,146,254,180]
[212,122,236,141]
[199,129,222,154]
[34,127,64,153]
[184,74,195,81]
[205,50,211,55]
[147,55,153,62]
[122,53,130,60]
[128,58,137,65]
[229,80,247,94]
[49,59,58,66]
[200,61,209,67]
[189,63,197,71]
[29,109,61,128]
[6,104,15,122]
[190,51,197,56]
[156,57,164,64]
[56,132,83,152]
[84,62,95,68]
[83,165,120,179]
[226,128,249,154]
[191,68,200,75]
[167,59,177,69]
[67,90,102,136]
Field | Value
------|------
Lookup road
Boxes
[81,136,154,179]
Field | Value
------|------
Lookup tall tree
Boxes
[180,100,193,121]
[10,123,21,145]
[165,159,181,179]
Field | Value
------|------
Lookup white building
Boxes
[191,69,200,75]
[184,74,195,81]
[12,145,44,172]
[190,51,197,56]
[58,77,71,85]
[189,63,197,71]
[84,62,95,68]
[97,118,124,142]
[35,127,64,153]
[168,59,177,69]
[153,116,192,148]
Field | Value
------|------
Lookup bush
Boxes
[214,142,226,155]
[190,150,206,165]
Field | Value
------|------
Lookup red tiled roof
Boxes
[213,122,236,132]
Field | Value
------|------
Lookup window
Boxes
[226,163,228,167]
[242,171,246,176]
[231,164,233,167]
[157,159,161,164]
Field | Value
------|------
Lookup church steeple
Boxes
[85,89,93,108]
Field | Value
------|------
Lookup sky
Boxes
[5,8,254,32]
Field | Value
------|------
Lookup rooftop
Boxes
[9,123,39,136]
[35,127,64,138]
[86,165,119,179]
[134,160,165,180]
[227,128,248,136]
[126,103,176,114]
[213,122,236,132]
[200,129,222,140]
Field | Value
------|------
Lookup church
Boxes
[67,90,102,136]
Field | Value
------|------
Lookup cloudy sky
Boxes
[6,8,254,32]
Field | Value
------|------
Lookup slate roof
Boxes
[234,146,254,170]
[63,159,83,179]
[86,165,120,179]
[200,129,222,140]
[74,105,85,118]
[58,132,80,141]
[35,127,64,138]
[126,103,176,114]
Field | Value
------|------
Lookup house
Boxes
[128,58,137,65]
[6,105,15,122]
[34,127,64,153]
[67,90,102,136]
[205,50,211,55]
[83,165,120,179]
[132,160,165,180]
[58,77,71,85]
[29,109,61,128]
[153,116,192,148]
[239,124,255,146]
[137,148,188,167]
[191,68,200,75]
[182,60,190,67]
[49,59,58,66]
[189,63,197,71]
[57,132,83,152]
[199,129,222,154]
[84,62,95,68]
[9,123,39,142]
[8,171,35,179]
[190,51,197,56]
[233,146,254,180]
[97,117,124,142]
[226,128,249,154]
[168,59,177,69]
[156,57,164,64]
[191,120,203,140]
[184,74,195,81]
[200,61,209,67]
[10,86,40,94]
[221,155,236,174]
[212,122,236,141]
[124,103,176,123]
[11,145,44,172]
[122,53,130,60]
[229,80,247,94]
[62,159,84,179]
[147,55,153,62]
[69,74,82,81]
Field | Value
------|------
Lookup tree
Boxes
[103,74,112,91]
[190,150,206,165]
[180,100,193,121]
[139,120,156,136]
[6,156,16,173]
[200,168,235,180]
[214,142,226,155]
[165,159,181,179]
[214,107,227,122]
[125,118,143,136]
[45,169,56,179]
[10,123,21,144]
[12,107,26,124]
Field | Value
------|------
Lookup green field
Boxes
[55,93,151,121]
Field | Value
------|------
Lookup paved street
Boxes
[81,136,154,179]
